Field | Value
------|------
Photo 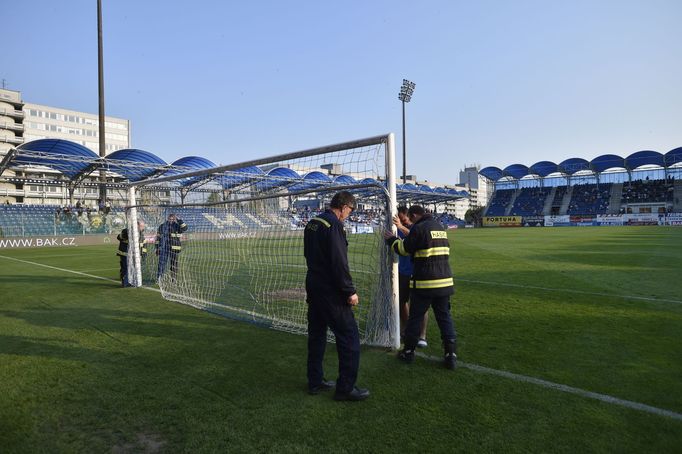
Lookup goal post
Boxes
[126,133,400,348]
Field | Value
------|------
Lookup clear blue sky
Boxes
[5,0,681,185]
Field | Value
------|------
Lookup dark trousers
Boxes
[307,295,360,393]
[157,251,179,279]
[119,256,128,286]
[405,292,456,350]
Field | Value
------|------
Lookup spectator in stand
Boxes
[393,206,428,348]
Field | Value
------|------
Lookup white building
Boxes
[459,165,492,208]
[0,87,130,205]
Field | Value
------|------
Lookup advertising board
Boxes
[483,216,522,227]
[544,215,570,227]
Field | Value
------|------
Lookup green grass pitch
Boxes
[0,226,681,452]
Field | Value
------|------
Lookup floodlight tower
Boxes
[398,79,416,184]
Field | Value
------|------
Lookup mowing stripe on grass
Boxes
[417,352,682,422]
[458,278,682,305]
[3,253,681,422]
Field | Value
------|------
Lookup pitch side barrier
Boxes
[0,233,119,249]
[482,213,682,228]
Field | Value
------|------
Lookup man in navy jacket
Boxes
[304,191,370,401]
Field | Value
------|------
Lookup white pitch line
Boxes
[0,254,121,284]
[74,267,120,272]
[417,352,682,422]
[457,278,682,305]
[0,254,164,295]
[2,253,681,422]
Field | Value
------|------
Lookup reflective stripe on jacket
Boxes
[386,214,454,296]
[117,227,147,256]
[156,219,188,253]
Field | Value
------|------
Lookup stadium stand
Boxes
[621,178,674,204]
[485,189,515,216]
[0,204,118,237]
[567,183,612,215]
[509,187,551,216]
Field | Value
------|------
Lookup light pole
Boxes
[398,79,415,184]
[97,0,107,204]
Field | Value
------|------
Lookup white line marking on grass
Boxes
[0,254,121,283]
[417,352,682,422]
[74,267,120,272]
[4,254,681,422]
[0,254,164,295]
[458,278,682,305]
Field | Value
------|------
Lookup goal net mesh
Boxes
[128,137,397,347]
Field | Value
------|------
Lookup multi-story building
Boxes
[0,87,130,205]
[459,165,491,208]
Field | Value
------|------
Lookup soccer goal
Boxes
[124,134,399,348]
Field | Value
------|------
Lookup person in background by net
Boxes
[116,220,147,288]
[156,213,188,281]
[384,204,457,370]
[393,205,429,348]
[304,191,370,401]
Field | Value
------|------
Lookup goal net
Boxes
[125,134,399,348]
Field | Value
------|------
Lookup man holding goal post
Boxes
[384,204,457,370]
[304,191,370,401]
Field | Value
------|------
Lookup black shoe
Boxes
[444,352,457,370]
[308,379,335,395]
[398,348,415,363]
[333,386,370,401]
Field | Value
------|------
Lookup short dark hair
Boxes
[330,191,356,210]
[397,205,408,215]
[407,205,425,217]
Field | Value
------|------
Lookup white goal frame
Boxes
[126,133,400,348]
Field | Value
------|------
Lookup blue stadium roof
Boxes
[590,154,625,173]
[480,147,682,181]
[289,171,332,192]
[665,147,682,167]
[559,158,591,175]
[529,161,559,177]
[333,175,357,185]
[503,164,529,180]
[625,150,664,169]
[257,166,300,191]
[479,166,504,181]
[4,139,468,203]
[14,139,99,179]
[106,148,167,182]
[220,166,264,190]
[165,156,217,186]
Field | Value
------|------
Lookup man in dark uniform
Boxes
[116,221,146,287]
[384,204,457,369]
[304,191,370,401]
[156,213,188,281]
